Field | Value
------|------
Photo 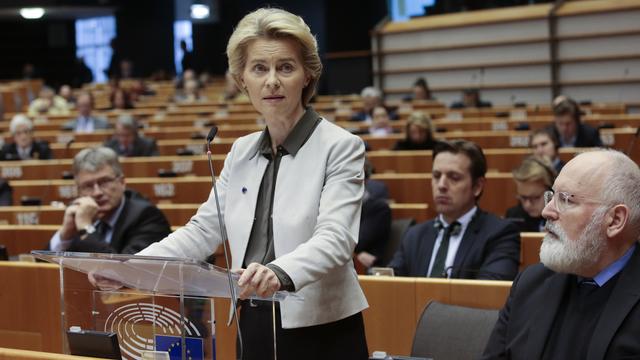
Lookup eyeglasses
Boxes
[543,190,606,213]
[78,176,121,194]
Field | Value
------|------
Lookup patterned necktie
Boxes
[429,221,461,278]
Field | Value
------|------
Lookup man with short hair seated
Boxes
[482,149,640,359]
[388,140,520,280]
[1,114,52,160]
[104,114,159,157]
[49,147,170,254]
[61,92,110,133]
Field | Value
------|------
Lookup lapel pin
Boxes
[242,187,247,194]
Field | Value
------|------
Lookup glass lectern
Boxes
[33,251,298,360]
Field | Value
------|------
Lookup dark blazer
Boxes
[355,195,391,266]
[0,179,12,206]
[1,140,52,160]
[61,190,171,254]
[550,123,603,148]
[365,179,389,200]
[61,116,111,132]
[505,204,544,233]
[482,246,640,360]
[388,209,520,280]
[104,136,159,157]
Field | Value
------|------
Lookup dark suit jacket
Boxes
[550,123,603,148]
[61,190,171,254]
[0,179,11,206]
[1,140,52,160]
[355,195,391,266]
[388,209,520,280]
[482,246,640,359]
[505,204,544,233]
[365,179,389,200]
[104,136,159,157]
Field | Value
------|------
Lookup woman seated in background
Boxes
[404,77,434,102]
[393,111,438,150]
[1,114,52,161]
[368,106,396,137]
[530,127,564,172]
[505,156,556,232]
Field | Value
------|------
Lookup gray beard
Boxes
[539,206,608,275]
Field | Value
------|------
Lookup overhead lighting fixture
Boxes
[190,3,210,20]
[20,7,45,19]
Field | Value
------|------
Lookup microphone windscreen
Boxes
[207,126,219,142]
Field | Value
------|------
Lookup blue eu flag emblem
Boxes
[154,335,205,360]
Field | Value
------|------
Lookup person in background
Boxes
[103,114,158,157]
[368,106,395,137]
[451,88,491,108]
[48,147,170,254]
[175,79,207,103]
[388,140,520,279]
[58,85,76,108]
[1,114,52,160]
[549,95,602,148]
[531,127,565,173]
[351,86,383,122]
[405,77,433,101]
[180,39,194,74]
[110,88,134,110]
[137,8,369,359]
[356,157,392,269]
[27,86,70,116]
[393,111,438,150]
[61,92,110,133]
[505,156,556,232]
[482,150,640,359]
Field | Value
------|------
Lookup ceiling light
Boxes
[20,7,45,19]
[190,4,210,19]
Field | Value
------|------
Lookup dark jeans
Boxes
[237,299,369,360]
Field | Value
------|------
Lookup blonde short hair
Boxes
[226,8,322,106]
[407,111,433,132]
[512,156,556,188]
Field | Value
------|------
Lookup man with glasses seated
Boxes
[483,149,640,359]
[505,156,556,232]
[49,147,170,254]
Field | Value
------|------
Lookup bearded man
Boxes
[481,149,640,360]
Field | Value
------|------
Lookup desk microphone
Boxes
[441,265,514,280]
[205,126,244,359]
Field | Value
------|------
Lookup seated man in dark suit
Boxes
[104,114,159,157]
[1,114,52,160]
[61,92,110,133]
[49,147,171,254]
[505,156,556,232]
[549,95,602,148]
[482,149,640,359]
[388,140,520,280]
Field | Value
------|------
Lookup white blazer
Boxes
[139,118,369,328]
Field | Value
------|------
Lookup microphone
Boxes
[206,126,218,143]
[204,126,244,359]
[441,265,516,281]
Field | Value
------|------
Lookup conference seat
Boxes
[411,301,498,360]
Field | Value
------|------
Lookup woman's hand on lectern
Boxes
[237,263,281,299]
[88,270,124,291]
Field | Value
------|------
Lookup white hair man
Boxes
[482,149,640,359]
[1,114,52,160]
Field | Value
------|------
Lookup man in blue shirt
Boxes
[482,149,640,360]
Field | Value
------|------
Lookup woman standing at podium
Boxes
[138,8,369,360]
